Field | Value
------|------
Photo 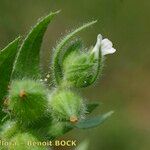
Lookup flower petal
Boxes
[101,38,113,49]
[101,47,116,56]
[92,34,116,56]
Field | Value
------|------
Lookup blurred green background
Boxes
[0,0,150,150]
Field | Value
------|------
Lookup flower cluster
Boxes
[0,11,116,150]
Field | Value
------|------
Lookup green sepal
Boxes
[50,39,83,87]
[62,51,98,88]
[62,39,83,64]
[52,20,97,86]
[86,54,104,87]
[12,11,60,80]
[75,111,114,129]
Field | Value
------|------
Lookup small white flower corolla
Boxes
[92,34,116,57]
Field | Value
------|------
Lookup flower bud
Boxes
[49,89,86,123]
[62,50,99,88]
[62,34,116,88]
[8,79,48,125]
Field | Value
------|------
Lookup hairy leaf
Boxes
[75,111,114,129]
[86,103,99,114]
[12,11,60,80]
[62,39,83,63]
[52,20,97,85]
[0,37,20,121]
[0,37,20,101]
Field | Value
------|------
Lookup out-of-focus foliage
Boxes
[0,0,150,150]
[75,140,89,150]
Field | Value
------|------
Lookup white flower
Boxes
[92,34,116,57]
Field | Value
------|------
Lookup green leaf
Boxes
[0,37,20,121]
[12,11,60,80]
[86,103,99,114]
[51,39,83,87]
[62,39,83,63]
[52,20,97,85]
[0,37,20,101]
[75,111,114,129]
